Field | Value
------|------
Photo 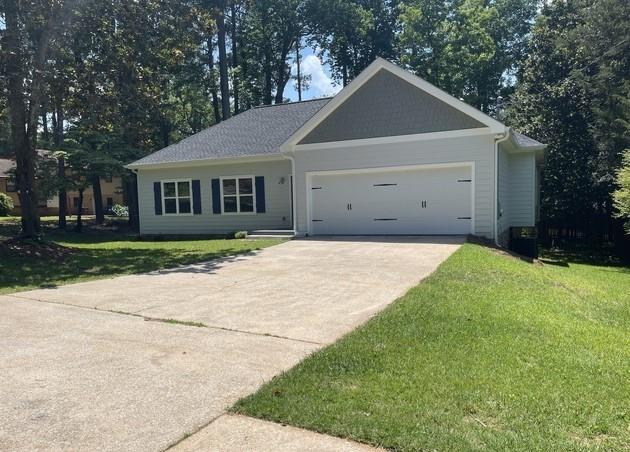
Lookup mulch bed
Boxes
[0,238,76,260]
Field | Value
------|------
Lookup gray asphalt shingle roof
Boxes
[512,131,545,149]
[128,84,545,168]
[0,158,14,177]
[130,98,331,167]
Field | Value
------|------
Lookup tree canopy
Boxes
[0,0,628,242]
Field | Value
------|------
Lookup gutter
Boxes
[494,129,510,246]
[281,152,298,236]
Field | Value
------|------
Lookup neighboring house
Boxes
[127,59,546,245]
[0,154,124,216]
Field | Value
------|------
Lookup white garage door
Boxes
[309,165,472,235]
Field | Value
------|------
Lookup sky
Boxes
[284,47,343,102]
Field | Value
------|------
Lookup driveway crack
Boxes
[5,294,323,345]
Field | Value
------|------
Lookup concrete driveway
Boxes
[0,237,462,451]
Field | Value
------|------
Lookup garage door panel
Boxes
[310,165,472,235]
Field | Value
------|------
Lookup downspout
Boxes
[494,129,510,246]
[282,152,298,236]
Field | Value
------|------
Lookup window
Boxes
[221,176,255,214]
[105,174,113,183]
[106,197,113,208]
[162,180,192,215]
[6,177,16,192]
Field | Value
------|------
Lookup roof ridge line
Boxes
[252,97,333,109]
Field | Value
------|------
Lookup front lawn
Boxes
[234,243,630,451]
[0,228,281,294]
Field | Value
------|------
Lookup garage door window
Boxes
[221,176,255,214]
[162,180,192,215]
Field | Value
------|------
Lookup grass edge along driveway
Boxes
[233,243,630,451]
[0,232,283,295]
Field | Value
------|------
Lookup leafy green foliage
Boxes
[0,193,14,216]
[305,0,399,86]
[507,0,630,233]
[399,0,538,113]
[613,149,630,233]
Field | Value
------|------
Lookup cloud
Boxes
[292,55,341,98]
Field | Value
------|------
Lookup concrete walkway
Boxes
[0,237,461,451]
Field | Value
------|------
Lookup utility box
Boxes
[509,227,538,258]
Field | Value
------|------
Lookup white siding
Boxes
[293,133,496,238]
[495,149,537,245]
[137,159,292,234]
[508,152,536,226]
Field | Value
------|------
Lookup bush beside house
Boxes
[0,193,14,216]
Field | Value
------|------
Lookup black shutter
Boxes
[153,182,162,215]
[192,180,202,214]
[211,178,221,214]
[255,176,265,213]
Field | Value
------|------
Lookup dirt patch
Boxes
[0,238,76,260]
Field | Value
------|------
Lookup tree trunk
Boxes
[54,101,67,229]
[263,49,273,105]
[126,173,139,232]
[207,37,221,123]
[91,174,104,225]
[5,0,41,238]
[58,157,67,229]
[230,1,239,114]
[75,188,84,232]
[41,107,49,143]
[274,68,290,104]
[216,5,231,120]
[296,39,302,101]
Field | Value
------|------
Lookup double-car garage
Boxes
[308,163,473,235]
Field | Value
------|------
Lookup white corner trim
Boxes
[281,58,506,151]
[293,128,493,151]
[494,132,510,245]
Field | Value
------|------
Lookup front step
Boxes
[247,229,295,239]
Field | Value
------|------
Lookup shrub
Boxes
[234,231,248,239]
[0,192,14,216]
[111,204,129,217]
[613,149,630,234]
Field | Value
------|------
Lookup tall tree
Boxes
[399,0,538,113]
[2,0,74,237]
[305,0,399,86]
[507,0,629,237]
[214,0,231,118]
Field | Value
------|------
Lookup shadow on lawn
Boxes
[0,246,256,291]
[539,242,629,269]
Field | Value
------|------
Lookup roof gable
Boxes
[285,58,506,149]
[299,68,486,144]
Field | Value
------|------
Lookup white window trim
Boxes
[219,175,257,215]
[161,179,193,216]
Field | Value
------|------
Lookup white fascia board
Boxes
[292,127,493,152]
[280,57,507,152]
[125,153,285,171]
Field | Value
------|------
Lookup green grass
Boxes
[0,229,282,294]
[234,243,630,451]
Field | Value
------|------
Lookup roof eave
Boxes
[125,152,286,170]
